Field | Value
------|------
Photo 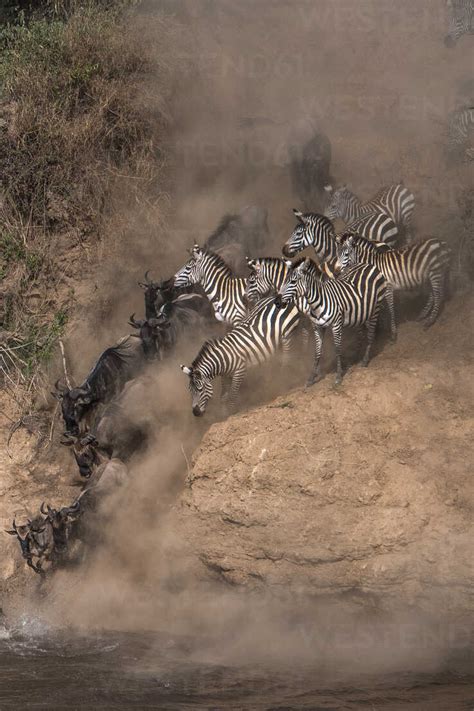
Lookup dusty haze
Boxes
[2,0,473,684]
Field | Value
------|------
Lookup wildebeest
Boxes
[288,121,333,212]
[54,336,146,436]
[62,375,153,478]
[129,293,213,361]
[204,205,270,274]
[138,272,182,320]
[5,502,80,575]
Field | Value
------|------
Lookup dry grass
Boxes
[0,1,179,410]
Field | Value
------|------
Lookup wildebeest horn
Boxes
[5,519,18,535]
[62,501,81,515]
[40,502,48,515]
[128,313,144,329]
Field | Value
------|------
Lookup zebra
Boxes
[324,183,415,243]
[276,259,387,385]
[246,257,293,303]
[282,209,339,261]
[445,0,474,47]
[173,245,248,326]
[447,106,474,161]
[180,296,300,415]
[335,233,452,328]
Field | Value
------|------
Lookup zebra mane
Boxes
[199,247,234,277]
[343,233,392,252]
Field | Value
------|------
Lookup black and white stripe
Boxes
[173,245,248,326]
[282,210,339,261]
[180,296,300,415]
[445,0,474,47]
[447,106,474,160]
[277,259,387,385]
[336,234,452,327]
[325,183,415,244]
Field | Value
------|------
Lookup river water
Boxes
[0,619,472,710]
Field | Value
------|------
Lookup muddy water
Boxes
[0,621,472,710]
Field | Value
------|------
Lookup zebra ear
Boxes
[246,257,256,269]
[293,208,304,222]
[285,260,293,268]
[324,184,333,193]
[180,365,192,376]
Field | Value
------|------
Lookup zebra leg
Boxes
[416,292,434,322]
[422,273,445,328]
[331,318,344,385]
[281,334,293,368]
[361,310,380,368]
[226,367,246,413]
[306,325,324,387]
[220,375,233,403]
[384,284,397,343]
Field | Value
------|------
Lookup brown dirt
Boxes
[173,291,474,616]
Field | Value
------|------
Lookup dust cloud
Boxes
[9,0,472,681]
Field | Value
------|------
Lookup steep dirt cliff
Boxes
[174,294,473,615]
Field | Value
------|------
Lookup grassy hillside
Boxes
[0,0,175,406]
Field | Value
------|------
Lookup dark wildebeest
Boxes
[204,205,269,275]
[138,273,177,320]
[54,337,146,436]
[129,293,214,361]
[63,376,153,478]
[5,503,80,575]
[288,125,333,212]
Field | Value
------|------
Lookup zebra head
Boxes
[180,364,213,417]
[173,244,203,288]
[444,0,472,47]
[324,185,354,221]
[276,258,312,308]
[335,233,358,270]
[282,209,336,259]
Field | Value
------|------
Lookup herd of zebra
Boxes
[6,180,453,577]
[176,183,451,415]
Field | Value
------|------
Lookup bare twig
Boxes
[58,339,72,389]
[180,442,191,477]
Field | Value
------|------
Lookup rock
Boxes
[173,300,474,616]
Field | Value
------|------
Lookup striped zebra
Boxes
[447,106,474,160]
[277,259,387,385]
[282,210,338,261]
[445,0,474,46]
[173,246,248,326]
[180,296,300,415]
[324,183,415,243]
[336,233,452,328]
[246,257,292,302]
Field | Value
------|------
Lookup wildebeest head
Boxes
[128,312,171,360]
[53,380,93,436]
[180,364,213,417]
[5,516,51,574]
[62,431,101,478]
[138,271,176,319]
[40,501,80,553]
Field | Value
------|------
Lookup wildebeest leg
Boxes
[331,317,344,384]
[384,284,397,342]
[306,324,324,387]
[361,310,380,368]
[422,272,445,328]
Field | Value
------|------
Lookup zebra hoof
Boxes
[334,375,343,386]
[305,373,322,388]
[390,332,397,344]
